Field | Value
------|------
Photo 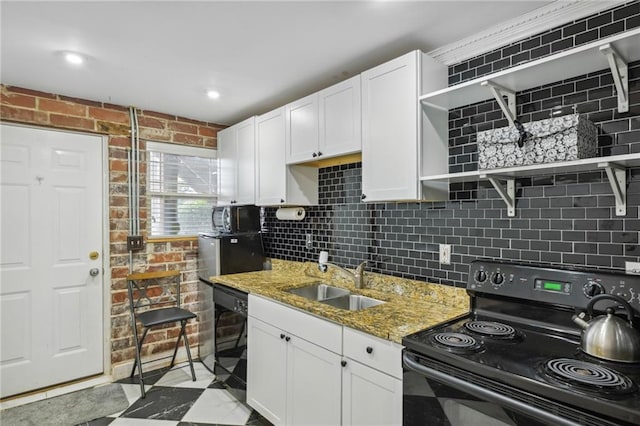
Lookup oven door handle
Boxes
[402,352,583,426]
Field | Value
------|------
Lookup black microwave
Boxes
[212,205,261,234]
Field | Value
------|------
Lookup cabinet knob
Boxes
[366,346,373,354]
[317,151,322,157]
[312,152,318,158]
[280,199,285,203]
[361,194,367,200]
[341,360,347,367]
[280,333,285,339]
[285,336,291,342]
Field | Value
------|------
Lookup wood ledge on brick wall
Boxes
[148,236,198,243]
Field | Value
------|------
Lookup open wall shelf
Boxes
[419,28,640,112]
[420,153,640,217]
[419,28,640,218]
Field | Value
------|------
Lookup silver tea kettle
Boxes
[572,294,640,363]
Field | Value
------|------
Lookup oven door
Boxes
[403,351,623,426]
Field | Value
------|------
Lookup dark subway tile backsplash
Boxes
[262,1,640,288]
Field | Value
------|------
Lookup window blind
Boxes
[146,142,216,237]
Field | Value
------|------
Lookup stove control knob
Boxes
[583,281,605,298]
[492,273,504,285]
[475,270,487,282]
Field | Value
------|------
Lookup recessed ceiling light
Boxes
[207,90,220,100]
[63,52,85,65]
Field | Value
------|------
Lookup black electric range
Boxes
[403,260,640,426]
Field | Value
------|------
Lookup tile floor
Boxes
[77,362,272,426]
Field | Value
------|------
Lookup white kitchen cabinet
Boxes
[217,126,235,206]
[361,50,447,202]
[247,295,342,426]
[217,116,256,206]
[255,107,318,206]
[319,76,361,159]
[342,357,403,426]
[285,76,361,165]
[342,327,403,426]
[247,316,287,425]
[285,93,319,164]
[286,331,342,426]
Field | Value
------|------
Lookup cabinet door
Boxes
[361,51,419,202]
[256,107,286,205]
[217,126,236,206]
[247,316,287,426]
[342,359,402,426]
[319,75,361,158]
[285,94,319,164]
[287,335,342,426]
[235,116,256,205]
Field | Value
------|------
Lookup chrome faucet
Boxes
[319,260,367,289]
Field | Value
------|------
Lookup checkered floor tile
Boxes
[77,362,272,426]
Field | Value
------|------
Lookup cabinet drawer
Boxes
[249,295,342,354]
[343,327,402,379]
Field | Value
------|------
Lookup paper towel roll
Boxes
[275,207,306,221]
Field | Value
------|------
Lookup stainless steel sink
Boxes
[320,294,385,311]
[286,283,350,301]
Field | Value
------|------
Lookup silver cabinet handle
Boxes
[89,268,100,277]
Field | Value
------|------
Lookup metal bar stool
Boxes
[127,270,197,397]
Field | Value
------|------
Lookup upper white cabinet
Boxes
[217,116,256,206]
[361,50,448,202]
[286,76,361,165]
[255,107,319,206]
[285,93,319,164]
[320,76,362,159]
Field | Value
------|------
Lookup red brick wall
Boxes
[1,84,224,372]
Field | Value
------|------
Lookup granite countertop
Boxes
[211,260,470,343]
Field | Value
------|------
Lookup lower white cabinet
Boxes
[247,317,287,424]
[342,327,403,426]
[286,331,342,426]
[247,296,342,426]
[341,358,403,426]
[247,296,403,426]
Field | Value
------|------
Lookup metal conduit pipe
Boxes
[133,109,140,235]
[128,106,140,272]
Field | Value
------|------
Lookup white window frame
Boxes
[146,141,217,238]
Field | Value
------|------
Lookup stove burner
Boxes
[544,358,637,395]
[464,321,518,339]
[430,332,483,353]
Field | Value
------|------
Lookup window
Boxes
[147,142,216,237]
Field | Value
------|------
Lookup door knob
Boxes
[89,268,100,277]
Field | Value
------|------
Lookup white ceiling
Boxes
[1,0,558,125]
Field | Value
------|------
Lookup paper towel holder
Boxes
[275,207,306,221]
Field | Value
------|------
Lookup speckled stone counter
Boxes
[211,259,470,343]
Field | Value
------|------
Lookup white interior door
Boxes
[1,124,104,398]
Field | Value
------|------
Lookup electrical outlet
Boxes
[305,233,313,250]
[626,261,640,275]
[127,236,144,251]
[439,244,451,265]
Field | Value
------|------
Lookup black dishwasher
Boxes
[211,283,248,403]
